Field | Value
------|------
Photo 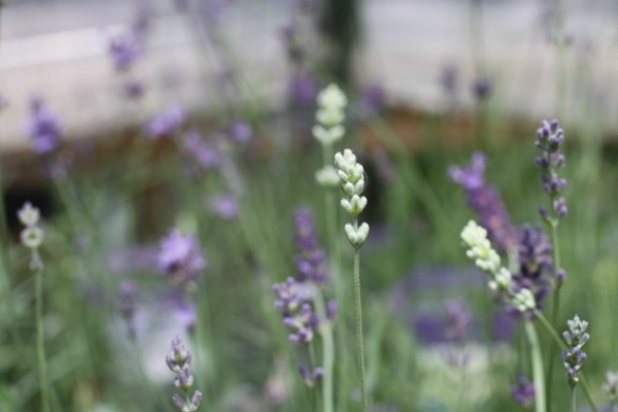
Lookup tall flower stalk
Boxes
[18,203,50,412]
[335,148,370,411]
[535,119,567,407]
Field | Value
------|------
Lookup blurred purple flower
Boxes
[289,71,319,106]
[472,76,493,102]
[208,194,238,220]
[26,97,62,155]
[444,299,471,343]
[273,278,318,344]
[176,301,197,332]
[298,364,323,387]
[157,229,206,287]
[123,79,145,100]
[108,29,141,72]
[229,121,252,144]
[183,131,218,170]
[357,84,386,118]
[145,105,186,139]
[449,152,518,253]
[440,64,459,97]
[294,209,327,284]
[511,374,535,407]
[513,224,553,312]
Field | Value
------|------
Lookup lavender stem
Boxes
[525,320,547,412]
[546,223,562,411]
[314,288,335,412]
[353,247,368,411]
[35,264,51,412]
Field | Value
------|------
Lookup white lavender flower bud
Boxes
[344,222,370,248]
[512,289,536,312]
[336,148,370,248]
[17,202,44,269]
[315,165,340,187]
[313,84,347,146]
[460,220,536,313]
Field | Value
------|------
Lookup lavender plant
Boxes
[273,209,336,412]
[166,336,203,412]
[335,148,369,411]
[18,202,49,412]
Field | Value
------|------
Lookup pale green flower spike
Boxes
[315,165,340,187]
[460,220,536,313]
[335,148,370,248]
[313,84,347,147]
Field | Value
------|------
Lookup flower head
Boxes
[158,230,206,287]
[450,152,517,253]
[535,119,567,220]
[18,202,44,269]
[335,148,370,248]
[511,374,535,407]
[146,105,186,138]
[107,29,141,72]
[513,225,553,311]
[313,84,347,146]
[561,315,589,387]
[26,97,62,155]
[166,337,202,411]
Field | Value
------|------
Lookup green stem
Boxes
[314,288,335,412]
[546,223,562,410]
[571,389,576,412]
[525,321,547,412]
[35,263,51,412]
[353,249,368,411]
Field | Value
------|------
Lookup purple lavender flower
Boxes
[157,229,206,287]
[123,79,145,100]
[289,71,319,106]
[182,131,218,170]
[511,374,535,407]
[145,105,186,139]
[298,364,323,387]
[449,152,517,253]
[294,209,327,284]
[472,76,493,102]
[166,337,203,411]
[26,97,62,155]
[273,278,317,344]
[208,195,238,220]
[535,119,567,220]
[107,29,141,72]
[562,315,589,387]
[440,64,459,97]
[357,84,386,118]
[512,225,553,312]
[444,299,471,343]
[229,121,252,144]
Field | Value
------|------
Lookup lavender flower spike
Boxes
[166,337,202,411]
[535,119,567,220]
[561,315,589,388]
[449,152,517,254]
[158,229,206,288]
[294,209,328,284]
[26,97,62,155]
[512,224,553,313]
[511,374,535,407]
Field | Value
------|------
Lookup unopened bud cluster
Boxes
[166,337,203,412]
[314,84,347,187]
[561,315,589,388]
[460,220,535,313]
[335,149,370,248]
[18,202,44,270]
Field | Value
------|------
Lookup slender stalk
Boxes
[353,248,368,411]
[525,321,547,412]
[314,288,335,412]
[35,264,51,412]
[570,389,576,412]
[546,223,562,410]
